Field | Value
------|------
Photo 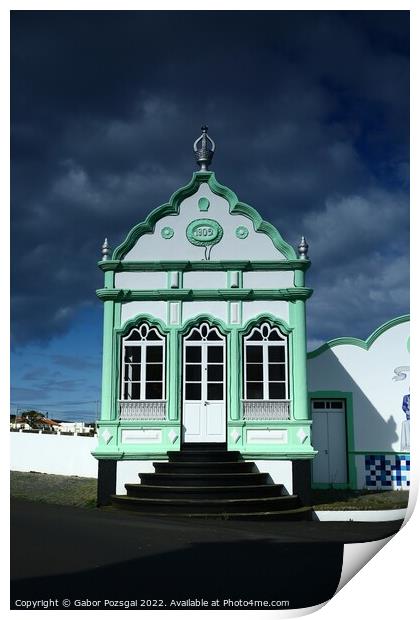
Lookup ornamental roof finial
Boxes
[298,236,309,260]
[101,237,110,260]
[193,125,215,171]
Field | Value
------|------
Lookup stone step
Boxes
[125,483,286,499]
[111,494,301,514]
[110,498,312,521]
[153,461,256,474]
[139,472,270,487]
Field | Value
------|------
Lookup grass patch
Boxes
[312,488,409,511]
[10,471,97,508]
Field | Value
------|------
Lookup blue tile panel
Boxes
[365,454,410,489]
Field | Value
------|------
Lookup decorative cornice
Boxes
[96,287,313,302]
[110,171,299,261]
[307,314,410,359]
[98,259,311,272]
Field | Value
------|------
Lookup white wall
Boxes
[250,460,293,494]
[115,271,167,289]
[121,301,167,325]
[308,320,410,453]
[10,432,98,478]
[243,271,294,289]
[242,300,289,324]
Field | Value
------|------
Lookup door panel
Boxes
[311,400,348,484]
[206,403,225,437]
[183,403,202,439]
[182,326,226,443]
[327,411,347,483]
[311,411,329,483]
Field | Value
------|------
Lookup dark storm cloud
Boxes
[11,10,409,346]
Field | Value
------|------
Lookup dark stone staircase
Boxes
[111,443,312,520]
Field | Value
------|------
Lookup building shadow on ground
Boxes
[11,538,343,610]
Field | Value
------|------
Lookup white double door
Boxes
[182,327,226,443]
[311,399,348,484]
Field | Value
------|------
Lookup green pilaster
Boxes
[229,328,241,421]
[291,299,309,420]
[100,269,115,421]
[168,329,179,421]
[294,268,305,287]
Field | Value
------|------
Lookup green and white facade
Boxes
[93,130,409,499]
[93,138,316,498]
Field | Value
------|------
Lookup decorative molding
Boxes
[168,430,179,444]
[169,271,179,288]
[186,218,223,247]
[101,429,113,444]
[229,271,240,288]
[119,401,166,421]
[161,226,174,239]
[121,429,162,443]
[235,225,249,239]
[308,314,410,359]
[110,171,299,260]
[98,259,311,272]
[240,313,292,336]
[246,429,288,444]
[198,197,210,211]
[243,400,290,421]
[96,287,313,302]
[230,429,241,443]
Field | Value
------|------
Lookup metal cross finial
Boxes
[101,237,110,260]
[193,125,215,171]
[298,236,309,260]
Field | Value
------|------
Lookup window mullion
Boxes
[140,342,146,400]
[263,343,269,400]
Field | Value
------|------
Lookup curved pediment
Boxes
[112,171,297,262]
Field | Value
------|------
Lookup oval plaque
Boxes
[186,219,223,247]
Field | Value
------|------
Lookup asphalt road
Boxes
[10,500,403,610]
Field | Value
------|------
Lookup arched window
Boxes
[243,322,289,400]
[121,323,165,401]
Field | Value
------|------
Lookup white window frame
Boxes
[183,323,226,404]
[120,323,166,401]
[243,322,289,401]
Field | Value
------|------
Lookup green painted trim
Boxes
[116,313,171,337]
[186,218,223,247]
[198,196,210,212]
[350,451,410,455]
[241,312,292,335]
[229,327,241,421]
[96,287,313,302]
[168,329,180,421]
[111,171,299,260]
[290,300,309,421]
[238,314,294,424]
[308,314,410,359]
[113,314,172,422]
[100,300,115,421]
[92,452,170,461]
[309,390,357,489]
[99,259,311,272]
[104,270,114,288]
[97,420,177,427]
[294,269,305,288]
[114,302,121,329]
[242,452,316,460]
[227,420,313,427]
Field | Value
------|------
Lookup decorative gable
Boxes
[113,171,297,262]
